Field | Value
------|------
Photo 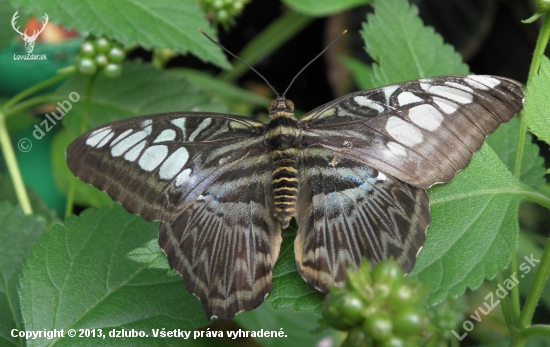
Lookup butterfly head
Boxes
[268,97,294,119]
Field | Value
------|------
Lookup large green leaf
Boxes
[360,0,468,87]
[0,1,23,50]
[19,204,208,347]
[410,145,533,304]
[55,61,227,135]
[486,117,546,189]
[7,0,229,69]
[0,202,47,347]
[524,55,550,146]
[282,0,370,17]
[233,303,329,347]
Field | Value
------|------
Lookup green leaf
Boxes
[266,227,324,313]
[50,129,114,208]
[410,145,532,305]
[127,239,177,276]
[282,0,370,17]
[233,303,329,347]
[361,0,468,87]
[56,61,227,135]
[0,202,47,347]
[486,117,546,189]
[8,0,230,69]
[524,55,550,146]
[19,204,208,346]
[0,174,58,224]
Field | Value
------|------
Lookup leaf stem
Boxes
[0,111,32,214]
[64,74,95,218]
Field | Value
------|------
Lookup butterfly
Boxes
[66,74,523,320]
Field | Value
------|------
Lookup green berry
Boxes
[322,291,354,331]
[379,337,407,347]
[103,63,122,78]
[95,54,108,67]
[344,326,372,347]
[392,308,427,337]
[94,37,111,53]
[338,291,366,324]
[80,41,96,57]
[363,312,393,342]
[372,261,403,286]
[388,282,423,311]
[77,57,97,75]
[107,47,125,63]
[537,0,550,12]
[217,10,228,21]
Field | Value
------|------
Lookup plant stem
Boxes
[0,111,32,214]
[64,74,95,217]
[517,239,550,328]
[513,13,550,178]
[4,95,63,118]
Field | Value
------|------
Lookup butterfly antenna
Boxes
[282,30,347,97]
[198,29,280,97]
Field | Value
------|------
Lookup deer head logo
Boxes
[11,11,49,54]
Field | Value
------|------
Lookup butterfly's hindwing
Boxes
[296,147,430,292]
[159,147,281,320]
[299,75,523,188]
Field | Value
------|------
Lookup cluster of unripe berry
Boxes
[322,260,429,347]
[75,37,125,78]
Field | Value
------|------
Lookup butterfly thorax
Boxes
[265,97,300,228]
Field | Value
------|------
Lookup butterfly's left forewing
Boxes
[67,112,281,320]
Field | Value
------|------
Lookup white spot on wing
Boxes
[189,118,212,141]
[141,119,152,127]
[159,147,189,180]
[124,140,146,161]
[96,131,114,148]
[354,96,385,113]
[408,104,444,131]
[387,141,407,157]
[111,129,133,146]
[397,92,423,106]
[175,168,192,186]
[433,97,459,114]
[138,145,168,172]
[171,118,186,137]
[86,127,112,147]
[383,85,399,103]
[111,126,152,157]
[416,246,423,257]
[466,75,501,89]
[153,129,176,143]
[420,84,473,104]
[385,116,423,146]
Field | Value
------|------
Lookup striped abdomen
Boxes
[264,105,300,229]
[270,148,299,228]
